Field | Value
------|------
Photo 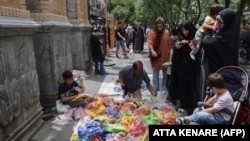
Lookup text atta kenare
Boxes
[153,128,218,136]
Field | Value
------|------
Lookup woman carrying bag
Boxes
[148,17,171,93]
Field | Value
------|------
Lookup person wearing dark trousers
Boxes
[90,28,107,75]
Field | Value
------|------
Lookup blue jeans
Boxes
[152,68,167,92]
[94,61,105,74]
[189,108,227,124]
[116,40,127,57]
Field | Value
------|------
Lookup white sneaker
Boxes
[128,49,133,55]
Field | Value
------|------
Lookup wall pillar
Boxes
[67,0,92,71]
[31,13,73,108]
[0,6,44,141]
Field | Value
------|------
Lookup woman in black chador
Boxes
[168,20,197,114]
[202,8,238,73]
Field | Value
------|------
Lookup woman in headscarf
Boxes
[201,8,238,73]
[134,25,145,53]
[148,17,171,93]
[168,20,197,113]
[191,8,238,104]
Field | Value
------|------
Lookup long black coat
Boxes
[90,34,105,62]
[195,8,238,102]
[169,20,198,110]
[134,26,144,51]
[171,20,198,81]
[202,8,238,73]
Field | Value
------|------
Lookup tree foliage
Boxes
[107,0,249,58]
[107,0,248,26]
[107,0,135,22]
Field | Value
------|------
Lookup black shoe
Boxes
[187,108,194,115]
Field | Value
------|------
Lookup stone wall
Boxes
[0,14,43,141]
[67,0,93,71]
[30,0,92,108]
[70,24,92,71]
[33,21,74,107]
[0,0,92,140]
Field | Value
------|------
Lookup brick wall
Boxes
[0,0,22,9]
[0,6,30,18]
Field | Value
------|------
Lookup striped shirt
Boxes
[121,65,150,93]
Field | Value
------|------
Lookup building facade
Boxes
[0,0,92,140]
[89,0,106,25]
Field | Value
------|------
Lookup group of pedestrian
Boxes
[116,22,146,56]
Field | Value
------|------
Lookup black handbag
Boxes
[150,49,161,61]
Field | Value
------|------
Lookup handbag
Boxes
[150,49,161,61]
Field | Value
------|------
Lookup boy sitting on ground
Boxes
[58,70,87,108]
[174,73,234,125]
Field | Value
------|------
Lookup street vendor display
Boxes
[70,93,179,141]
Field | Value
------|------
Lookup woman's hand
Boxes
[189,41,196,50]
[151,92,157,97]
[151,50,157,57]
[181,40,189,45]
[175,45,181,50]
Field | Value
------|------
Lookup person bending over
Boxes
[119,60,157,100]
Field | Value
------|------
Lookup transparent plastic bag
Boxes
[155,90,167,103]
[56,100,70,114]
[73,107,85,121]
[124,94,136,102]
